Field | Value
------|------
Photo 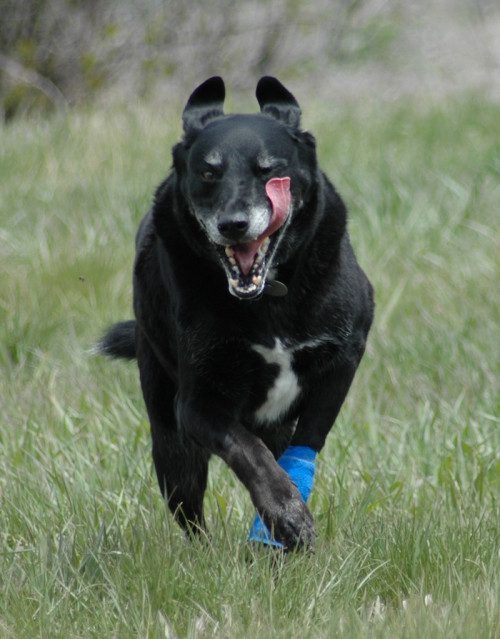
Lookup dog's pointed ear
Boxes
[256,76,301,128]
[182,76,225,134]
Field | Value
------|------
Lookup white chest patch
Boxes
[251,335,336,424]
[252,338,300,424]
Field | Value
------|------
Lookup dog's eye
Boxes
[201,170,217,182]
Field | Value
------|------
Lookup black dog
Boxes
[99,77,374,550]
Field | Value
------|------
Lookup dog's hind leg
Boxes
[137,333,209,537]
[151,423,209,536]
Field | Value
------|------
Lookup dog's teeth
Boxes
[229,278,238,288]
[261,238,270,250]
[225,247,235,257]
[252,275,262,285]
[229,257,236,265]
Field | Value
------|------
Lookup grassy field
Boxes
[0,96,498,638]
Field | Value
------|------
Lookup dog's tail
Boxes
[96,320,136,360]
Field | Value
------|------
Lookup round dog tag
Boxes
[264,279,288,297]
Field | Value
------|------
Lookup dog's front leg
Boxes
[291,361,359,452]
[245,363,360,545]
[177,399,315,549]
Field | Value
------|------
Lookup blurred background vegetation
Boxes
[0,0,499,120]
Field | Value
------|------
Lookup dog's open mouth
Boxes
[218,177,291,299]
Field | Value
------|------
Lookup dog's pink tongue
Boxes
[232,177,291,275]
[232,243,261,276]
[264,177,292,234]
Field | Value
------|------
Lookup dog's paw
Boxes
[266,498,316,550]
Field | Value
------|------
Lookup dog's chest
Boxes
[250,337,326,424]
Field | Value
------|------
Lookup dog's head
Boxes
[173,76,318,300]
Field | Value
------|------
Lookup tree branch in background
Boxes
[0,53,68,111]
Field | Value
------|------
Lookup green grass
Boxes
[0,96,498,638]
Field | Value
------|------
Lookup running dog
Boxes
[98,76,374,550]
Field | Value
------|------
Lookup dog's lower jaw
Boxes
[221,241,270,299]
[219,229,290,300]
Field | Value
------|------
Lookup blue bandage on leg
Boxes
[247,513,284,548]
[247,445,317,547]
[277,446,317,502]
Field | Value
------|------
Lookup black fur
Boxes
[98,77,374,549]
[98,320,136,359]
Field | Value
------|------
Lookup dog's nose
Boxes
[217,212,249,241]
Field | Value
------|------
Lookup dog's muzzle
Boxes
[217,177,292,300]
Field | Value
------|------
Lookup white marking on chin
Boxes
[252,338,300,424]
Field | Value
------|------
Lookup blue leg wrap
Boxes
[247,445,317,547]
